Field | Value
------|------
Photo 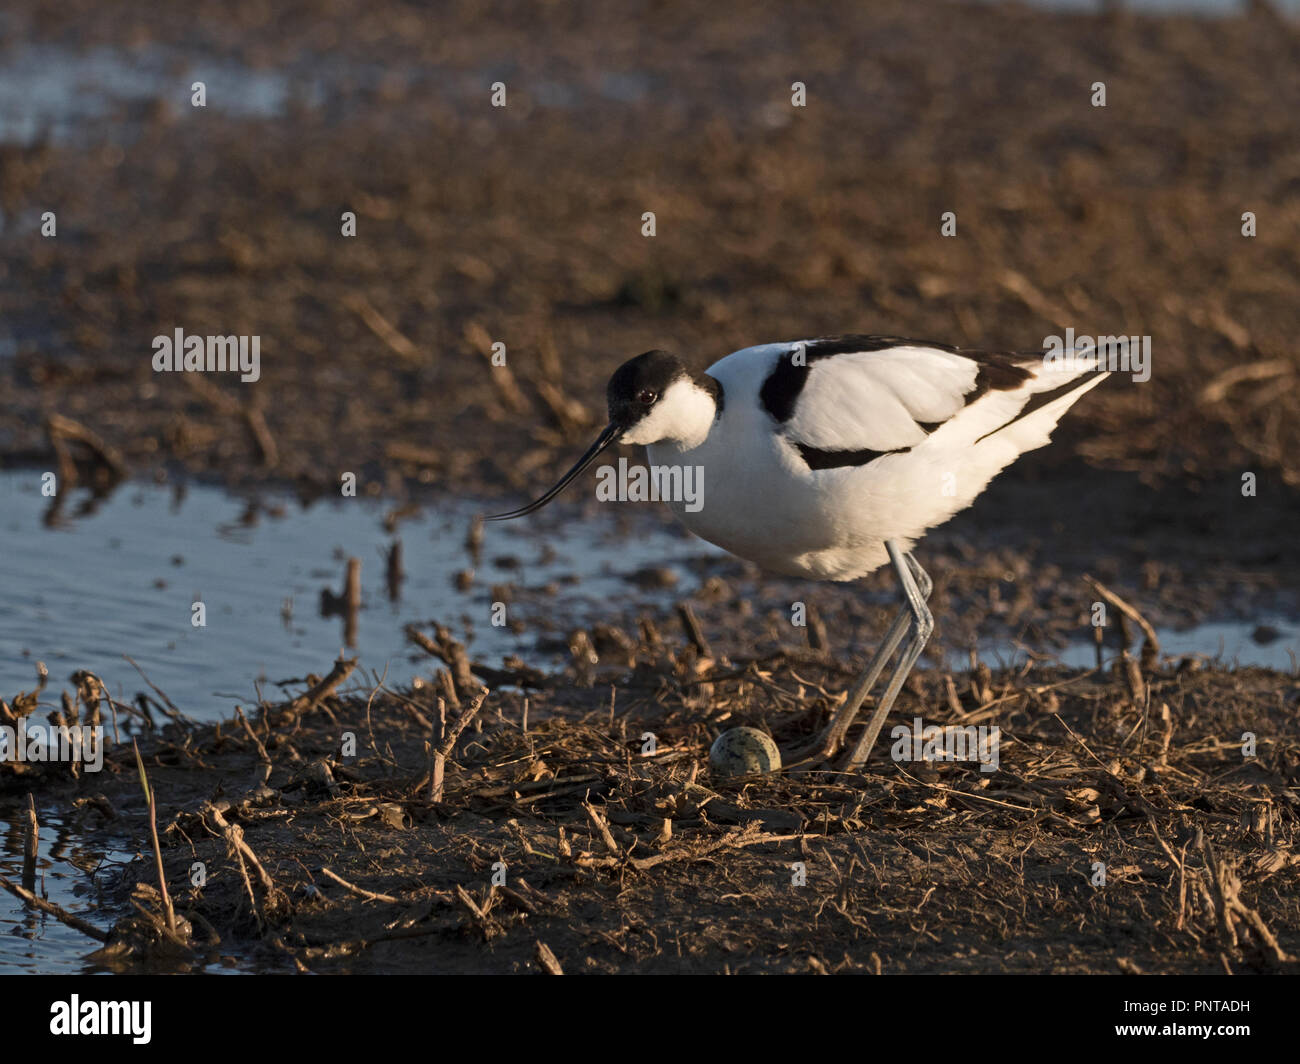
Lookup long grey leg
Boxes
[839,543,934,772]
[793,545,931,764]
[819,606,910,755]
[909,553,933,600]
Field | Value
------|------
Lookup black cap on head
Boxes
[606,350,688,426]
[487,349,706,522]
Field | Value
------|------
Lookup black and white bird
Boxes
[491,335,1107,771]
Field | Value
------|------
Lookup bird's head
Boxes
[488,350,719,519]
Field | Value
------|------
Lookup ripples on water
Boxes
[0,801,128,974]
[0,471,719,721]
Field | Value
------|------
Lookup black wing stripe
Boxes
[759,335,1036,425]
[759,334,957,423]
[970,371,1096,446]
[769,338,1044,472]
[970,354,1035,399]
[796,442,908,470]
[798,334,958,358]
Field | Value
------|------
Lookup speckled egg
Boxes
[708,727,781,778]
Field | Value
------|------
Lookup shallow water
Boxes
[0,43,310,146]
[5,3,1297,149]
[944,619,1298,673]
[0,41,655,149]
[0,799,129,974]
[3,470,1296,720]
[1044,619,1295,671]
[0,471,724,720]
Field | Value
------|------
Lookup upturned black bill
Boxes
[486,422,622,520]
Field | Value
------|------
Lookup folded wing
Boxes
[768,335,1098,469]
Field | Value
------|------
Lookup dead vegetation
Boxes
[4,612,1298,974]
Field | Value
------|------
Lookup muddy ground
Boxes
[2,0,1299,972]
[3,628,1299,974]
[2,1,1299,502]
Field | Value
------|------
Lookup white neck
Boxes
[620,377,717,450]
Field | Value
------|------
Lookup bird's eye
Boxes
[637,389,657,405]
